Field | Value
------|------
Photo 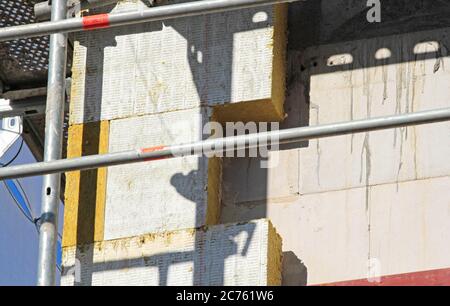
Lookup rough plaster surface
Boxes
[61,219,280,286]
[69,0,281,124]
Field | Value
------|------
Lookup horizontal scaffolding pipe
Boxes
[0,87,47,101]
[0,97,47,118]
[0,0,299,42]
[35,0,120,21]
[0,107,449,180]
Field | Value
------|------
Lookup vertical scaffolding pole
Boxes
[36,0,68,286]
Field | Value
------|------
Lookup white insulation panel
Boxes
[70,0,278,124]
[61,219,275,286]
[104,107,213,240]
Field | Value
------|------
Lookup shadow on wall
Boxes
[282,251,307,286]
[69,224,256,286]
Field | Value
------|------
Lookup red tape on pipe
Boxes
[140,146,169,162]
[82,14,110,30]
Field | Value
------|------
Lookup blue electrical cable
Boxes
[1,136,63,271]
[3,179,34,223]
[0,138,24,167]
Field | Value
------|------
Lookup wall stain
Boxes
[310,103,321,187]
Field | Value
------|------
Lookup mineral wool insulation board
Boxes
[61,219,282,286]
[69,0,287,124]
[104,107,221,240]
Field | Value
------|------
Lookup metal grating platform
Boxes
[0,0,72,176]
[0,0,49,88]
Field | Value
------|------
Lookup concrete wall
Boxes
[220,0,450,285]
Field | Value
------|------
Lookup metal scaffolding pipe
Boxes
[35,0,120,21]
[0,97,47,118]
[0,97,69,118]
[0,107,449,180]
[0,87,47,101]
[0,0,299,42]
[36,0,68,286]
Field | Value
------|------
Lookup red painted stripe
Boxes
[140,146,169,162]
[82,14,110,30]
[318,267,450,286]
